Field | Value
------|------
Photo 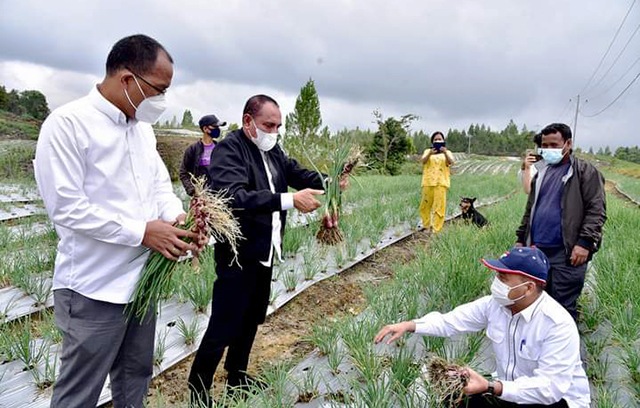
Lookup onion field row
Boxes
[0,163,519,407]
[218,194,638,408]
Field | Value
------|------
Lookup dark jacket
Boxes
[179,140,214,196]
[209,129,324,265]
[516,155,607,257]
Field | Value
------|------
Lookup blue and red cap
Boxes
[482,246,549,284]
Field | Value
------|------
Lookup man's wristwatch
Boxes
[486,380,496,396]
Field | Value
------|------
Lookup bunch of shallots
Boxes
[127,176,241,320]
[425,356,470,408]
[316,145,362,245]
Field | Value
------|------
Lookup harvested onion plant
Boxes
[424,356,469,408]
[313,145,363,245]
[127,176,241,320]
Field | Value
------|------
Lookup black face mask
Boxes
[209,127,221,138]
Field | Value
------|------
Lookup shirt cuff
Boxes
[162,208,186,223]
[412,318,431,335]
[499,380,517,402]
[121,218,147,247]
[281,193,294,210]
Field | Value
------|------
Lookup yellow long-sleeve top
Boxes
[421,151,451,188]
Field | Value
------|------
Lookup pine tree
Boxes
[285,78,322,143]
[366,111,416,175]
[181,109,194,128]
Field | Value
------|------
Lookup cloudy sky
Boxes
[1,0,638,150]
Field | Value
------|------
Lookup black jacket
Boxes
[179,140,215,196]
[209,129,324,265]
[516,155,607,257]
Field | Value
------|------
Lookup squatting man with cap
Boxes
[179,114,227,196]
[375,247,590,408]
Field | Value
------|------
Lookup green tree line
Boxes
[0,85,50,120]
[439,120,536,156]
[613,146,640,164]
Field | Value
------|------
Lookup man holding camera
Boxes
[515,123,606,320]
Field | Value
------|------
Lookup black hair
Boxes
[533,132,542,147]
[430,131,445,143]
[540,123,572,141]
[243,94,279,116]
[106,34,173,76]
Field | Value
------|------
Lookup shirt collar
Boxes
[515,291,545,322]
[88,85,130,126]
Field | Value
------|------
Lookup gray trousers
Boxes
[51,289,155,408]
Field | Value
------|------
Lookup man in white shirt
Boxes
[34,34,198,408]
[375,246,590,408]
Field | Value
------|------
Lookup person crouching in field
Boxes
[419,131,455,232]
[375,246,590,408]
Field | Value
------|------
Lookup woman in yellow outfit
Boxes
[420,131,455,232]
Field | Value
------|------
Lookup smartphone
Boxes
[526,149,543,162]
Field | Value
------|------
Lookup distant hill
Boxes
[0,110,41,140]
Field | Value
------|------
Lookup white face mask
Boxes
[490,277,529,307]
[251,119,278,151]
[124,76,167,123]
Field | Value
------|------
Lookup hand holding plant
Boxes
[314,145,363,245]
[425,356,470,408]
[127,176,242,320]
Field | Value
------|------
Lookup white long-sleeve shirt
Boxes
[414,292,590,408]
[34,86,184,304]
[258,150,293,267]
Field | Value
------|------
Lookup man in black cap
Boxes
[179,114,227,196]
[375,246,589,407]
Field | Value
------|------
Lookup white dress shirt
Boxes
[258,151,293,267]
[34,86,184,304]
[414,292,590,408]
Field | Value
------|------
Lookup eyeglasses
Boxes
[125,66,167,95]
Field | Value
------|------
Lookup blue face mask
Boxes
[433,141,446,152]
[540,145,565,165]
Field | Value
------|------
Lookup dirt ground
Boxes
[143,229,432,406]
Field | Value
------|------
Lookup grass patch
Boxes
[0,110,41,140]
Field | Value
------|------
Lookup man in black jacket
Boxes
[179,114,226,196]
[188,95,331,406]
[516,123,606,320]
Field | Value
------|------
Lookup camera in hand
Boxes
[527,149,543,162]
[433,141,446,153]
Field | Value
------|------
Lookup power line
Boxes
[589,54,640,100]
[580,0,637,94]
[556,98,573,122]
[581,70,640,117]
[587,22,640,95]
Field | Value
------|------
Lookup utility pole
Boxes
[572,94,580,146]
